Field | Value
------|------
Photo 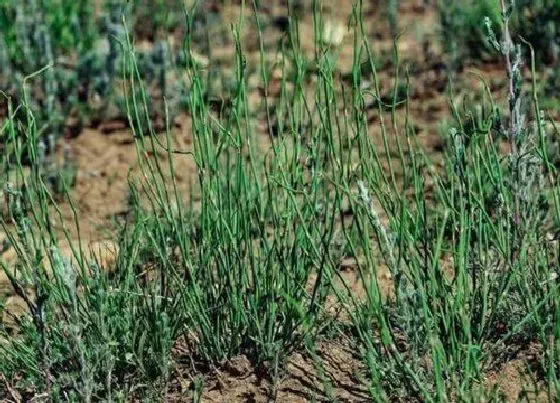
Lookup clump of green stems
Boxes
[1,0,559,401]
[0,0,189,170]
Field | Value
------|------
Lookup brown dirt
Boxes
[165,338,370,402]
[484,358,550,402]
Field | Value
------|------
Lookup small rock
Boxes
[340,257,357,271]
[226,354,251,377]
[2,295,29,331]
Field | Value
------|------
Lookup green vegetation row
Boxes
[1,0,559,401]
[1,0,559,147]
